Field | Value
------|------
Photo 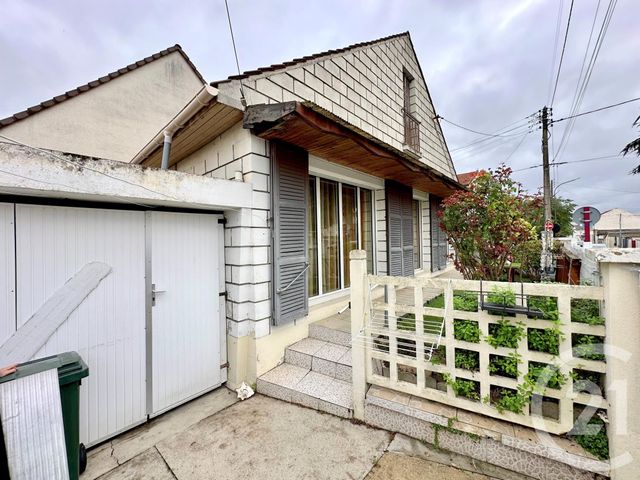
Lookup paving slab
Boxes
[156,394,391,480]
[96,448,175,480]
[82,388,237,479]
[365,452,495,480]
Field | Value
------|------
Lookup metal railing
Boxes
[402,109,420,153]
[352,272,606,435]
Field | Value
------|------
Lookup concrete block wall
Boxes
[421,198,432,272]
[175,122,272,343]
[217,34,456,180]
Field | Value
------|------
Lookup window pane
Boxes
[307,177,318,297]
[360,189,374,273]
[320,179,340,293]
[342,185,358,287]
[413,200,421,269]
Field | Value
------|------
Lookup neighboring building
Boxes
[593,208,640,248]
[457,169,485,185]
[0,45,205,162]
[133,32,462,386]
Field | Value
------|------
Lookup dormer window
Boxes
[402,70,420,153]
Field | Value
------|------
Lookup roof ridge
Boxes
[210,31,409,86]
[0,44,206,128]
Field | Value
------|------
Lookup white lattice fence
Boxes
[354,273,606,435]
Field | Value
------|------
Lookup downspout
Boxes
[161,131,172,170]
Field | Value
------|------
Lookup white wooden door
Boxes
[149,211,222,415]
[0,203,16,346]
[14,204,147,446]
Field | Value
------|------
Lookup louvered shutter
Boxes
[430,196,448,271]
[386,180,414,277]
[271,141,309,325]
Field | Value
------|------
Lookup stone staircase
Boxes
[256,314,354,418]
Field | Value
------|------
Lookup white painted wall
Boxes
[1,51,203,162]
[217,34,457,179]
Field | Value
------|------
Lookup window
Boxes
[413,200,421,270]
[307,175,375,297]
[402,70,420,153]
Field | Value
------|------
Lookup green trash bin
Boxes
[0,351,89,479]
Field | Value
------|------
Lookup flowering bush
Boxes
[440,166,535,280]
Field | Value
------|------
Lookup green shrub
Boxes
[571,299,605,325]
[487,286,516,307]
[571,416,609,460]
[455,349,479,371]
[571,370,602,393]
[490,387,529,414]
[429,345,446,365]
[425,291,478,312]
[443,374,479,401]
[573,334,605,361]
[454,319,480,343]
[527,296,559,320]
[489,353,520,378]
[486,319,525,349]
[528,328,561,355]
[526,362,566,390]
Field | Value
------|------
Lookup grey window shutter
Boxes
[386,180,414,277]
[271,141,309,325]
[430,196,448,271]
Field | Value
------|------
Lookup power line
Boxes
[552,97,640,123]
[553,0,617,161]
[447,114,536,153]
[502,133,529,164]
[224,0,247,106]
[513,153,624,172]
[550,0,575,107]
[438,116,528,138]
[547,0,565,104]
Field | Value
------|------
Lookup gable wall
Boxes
[217,35,456,180]
[1,52,203,162]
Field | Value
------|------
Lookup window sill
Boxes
[402,145,421,159]
[309,288,351,307]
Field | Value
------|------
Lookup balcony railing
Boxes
[402,109,420,154]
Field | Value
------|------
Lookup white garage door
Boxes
[15,204,147,446]
[0,202,225,447]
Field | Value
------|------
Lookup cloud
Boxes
[1,0,638,211]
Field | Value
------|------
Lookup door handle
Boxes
[151,284,166,306]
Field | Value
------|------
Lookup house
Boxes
[132,31,462,390]
[457,169,485,185]
[593,208,640,248]
[0,45,205,162]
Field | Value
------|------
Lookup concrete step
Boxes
[257,364,353,419]
[308,319,351,348]
[284,338,352,382]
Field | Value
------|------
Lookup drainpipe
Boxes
[130,84,219,166]
[160,131,172,170]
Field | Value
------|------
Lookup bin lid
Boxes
[0,351,89,386]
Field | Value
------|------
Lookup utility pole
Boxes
[540,106,554,279]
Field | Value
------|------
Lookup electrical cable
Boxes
[552,97,640,123]
[547,0,565,104]
[224,0,247,106]
[550,0,575,107]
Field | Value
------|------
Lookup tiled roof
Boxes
[0,45,205,128]
[210,31,409,86]
[457,170,486,185]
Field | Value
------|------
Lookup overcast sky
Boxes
[1,0,639,212]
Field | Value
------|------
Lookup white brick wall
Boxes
[217,34,457,180]
[176,121,273,339]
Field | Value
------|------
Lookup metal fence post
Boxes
[350,250,367,421]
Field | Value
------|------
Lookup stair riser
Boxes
[308,324,351,348]
[257,379,352,419]
[284,349,352,382]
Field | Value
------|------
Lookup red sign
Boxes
[545,221,554,231]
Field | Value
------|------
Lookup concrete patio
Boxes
[81,387,516,480]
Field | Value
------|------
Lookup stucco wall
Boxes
[1,51,203,162]
[217,34,456,179]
